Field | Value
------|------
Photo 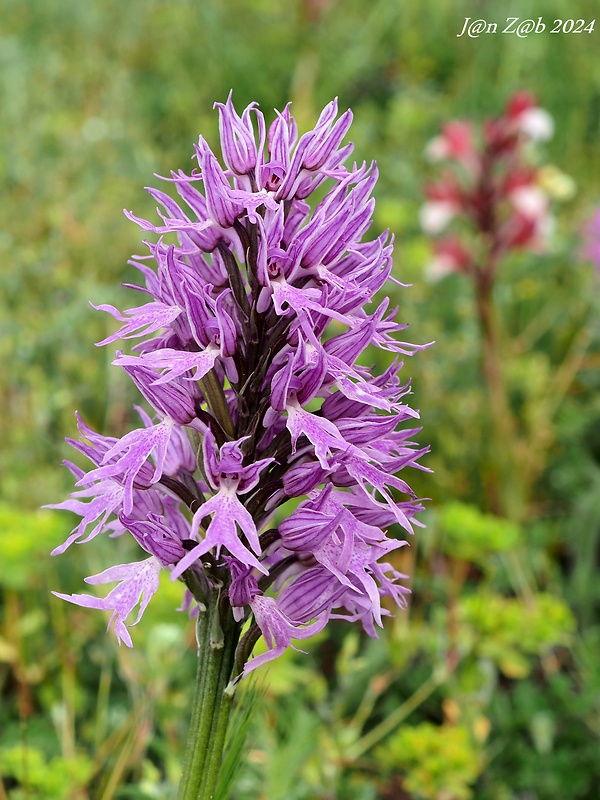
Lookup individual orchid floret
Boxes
[194,137,245,228]
[243,594,329,675]
[170,434,274,578]
[119,513,187,566]
[51,95,428,682]
[299,98,353,171]
[215,92,263,177]
[227,558,261,621]
[80,417,179,514]
[93,299,183,347]
[48,475,128,555]
[53,558,161,647]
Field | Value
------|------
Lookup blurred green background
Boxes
[2,0,600,798]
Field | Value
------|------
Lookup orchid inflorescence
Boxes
[420,91,555,282]
[50,96,428,676]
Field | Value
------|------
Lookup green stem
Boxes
[178,606,212,799]
[178,601,240,800]
[200,630,237,797]
[474,276,524,519]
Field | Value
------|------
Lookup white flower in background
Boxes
[419,200,459,235]
[517,107,554,141]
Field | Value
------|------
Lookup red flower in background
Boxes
[421,92,555,282]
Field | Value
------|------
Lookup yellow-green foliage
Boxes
[375,722,482,800]
[0,505,68,590]
[437,503,521,565]
[0,746,93,800]
[458,592,575,678]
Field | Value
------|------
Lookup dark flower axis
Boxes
[50,96,429,674]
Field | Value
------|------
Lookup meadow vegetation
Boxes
[1,1,600,797]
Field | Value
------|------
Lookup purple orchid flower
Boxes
[50,96,429,676]
[52,558,162,647]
